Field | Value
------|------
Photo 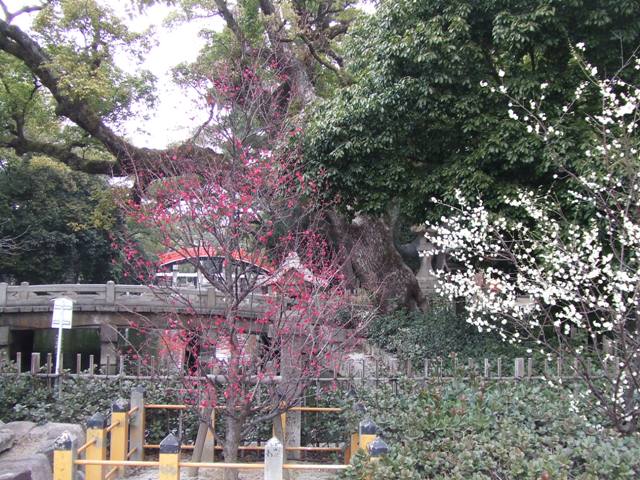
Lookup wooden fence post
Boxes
[159,433,181,480]
[31,352,41,375]
[129,387,145,461]
[202,408,216,462]
[514,358,525,379]
[86,413,108,480]
[110,399,130,477]
[264,437,283,480]
[53,432,77,480]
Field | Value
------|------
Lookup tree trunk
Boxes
[223,414,243,480]
[327,211,426,312]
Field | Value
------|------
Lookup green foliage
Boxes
[341,381,640,479]
[368,300,521,365]
[305,0,640,223]
[0,369,200,444]
[32,0,156,124]
[0,156,126,283]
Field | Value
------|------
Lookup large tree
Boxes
[0,154,126,283]
[0,0,430,311]
[305,0,640,222]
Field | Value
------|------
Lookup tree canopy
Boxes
[305,0,640,222]
[0,155,126,283]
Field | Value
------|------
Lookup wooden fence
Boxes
[51,388,389,480]
[0,349,593,387]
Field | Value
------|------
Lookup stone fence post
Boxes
[264,437,284,480]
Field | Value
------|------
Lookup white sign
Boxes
[52,297,73,329]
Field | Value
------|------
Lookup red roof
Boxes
[157,247,274,273]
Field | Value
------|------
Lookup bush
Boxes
[0,370,199,444]
[367,300,522,366]
[340,380,640,479]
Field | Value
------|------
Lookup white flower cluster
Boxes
[430,51,640,428]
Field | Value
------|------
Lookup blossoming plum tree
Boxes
[125,55,367,478]
[427,52,640,433]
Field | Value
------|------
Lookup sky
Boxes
[4,0,219,148]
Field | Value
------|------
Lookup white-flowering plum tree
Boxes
[427,51,640,433]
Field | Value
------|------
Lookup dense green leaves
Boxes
[32,0,156,123]
[341,381,640,479]
[0,156,124,283]
[305,0,640,222]
[367,301,522,365]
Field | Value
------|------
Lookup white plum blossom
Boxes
[426,58,640,433]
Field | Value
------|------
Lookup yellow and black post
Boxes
[86,412,108,480]
[53,431,77,480]
[366,436,389,480]
[358,419,378,452]
[159,433,181,480]
[367,436,389,461]
[110,399,130,477]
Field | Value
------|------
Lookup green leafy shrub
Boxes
[368,300,522,366]
[0,370,199,444]
[340,380,640,479]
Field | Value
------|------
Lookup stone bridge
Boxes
[0,282,276,372]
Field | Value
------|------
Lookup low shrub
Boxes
[367,300,522,366]
[0,370,199,443]
[340,380,640,479]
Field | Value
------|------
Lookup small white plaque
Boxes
[52,297,73,329]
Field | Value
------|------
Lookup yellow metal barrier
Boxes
[110,400,130,477]
[358,419,378,451]
[159,433,181,480]
[53,433,77,480]
[85,412,108,480]
[52,395,383,480]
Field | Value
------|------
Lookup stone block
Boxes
[0,430,14,453]
[0,454,52,480]
[30,423,85,467]
[0,422,36,442]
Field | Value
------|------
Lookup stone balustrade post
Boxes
[106,281,115,304]
[0,282,7,306]
[18,281,29,301]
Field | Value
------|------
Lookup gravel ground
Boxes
[124,462,340,480]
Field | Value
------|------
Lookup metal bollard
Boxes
[86,413,108,480]
[53,431,77,480]
[159,433,181,480]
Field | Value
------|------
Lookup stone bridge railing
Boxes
[0,281,274,317]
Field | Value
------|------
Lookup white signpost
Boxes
[52,297,73,379]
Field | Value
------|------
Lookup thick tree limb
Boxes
[214,0,244,46]
[0,18,221,175]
